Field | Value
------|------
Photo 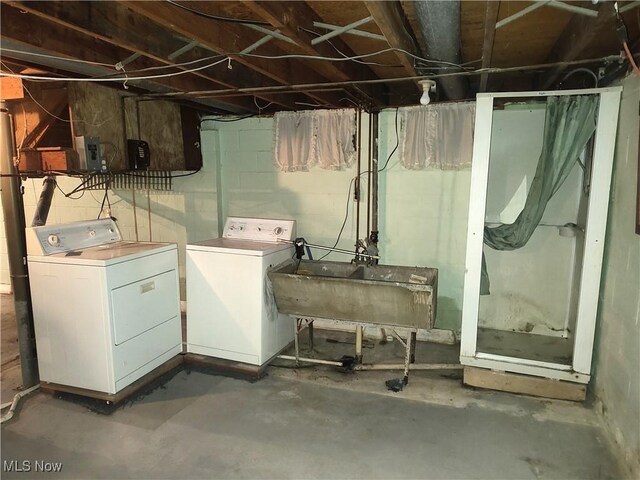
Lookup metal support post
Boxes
[0,101,39,388]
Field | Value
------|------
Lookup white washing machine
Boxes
[186,217,296,365]
[26,218,182,395]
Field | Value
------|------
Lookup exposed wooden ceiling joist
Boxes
[5,0,303,111]
[479,1,501,92]
[242,0,387,108]
[538,1,617,89]
[0,4,252,113]
[363,0,421,84]
[123,0,351,109]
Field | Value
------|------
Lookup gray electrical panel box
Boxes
[74,136,104,172]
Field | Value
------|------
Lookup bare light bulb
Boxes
[419,90,431,105]
[418,79,436,106]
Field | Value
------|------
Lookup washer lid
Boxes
[187,238,292,256]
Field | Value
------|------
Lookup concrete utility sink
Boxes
[267,260,438,329]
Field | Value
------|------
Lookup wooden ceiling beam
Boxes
[363,1,421,83]
[479,1,500,92]
[0,5,257,113]
[538,2,617,89]
[5,1,295,111]
[122,0,349,109]
[242,0,386,108]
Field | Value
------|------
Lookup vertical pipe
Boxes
[0,101,39,387]
[355,325,363,363]
[31,177,56,227]
[366,115,372,237]
[355,109,362,255]
[370,113,379,246]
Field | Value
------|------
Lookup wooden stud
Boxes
[464,366,587,402]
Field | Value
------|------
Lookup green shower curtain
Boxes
[480,95,599,295]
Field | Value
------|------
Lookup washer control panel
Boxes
[27,218,122,255]
[223,217,296,243]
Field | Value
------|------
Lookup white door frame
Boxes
[460,87,622,382]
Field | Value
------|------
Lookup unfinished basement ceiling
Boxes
[1,0,639,113]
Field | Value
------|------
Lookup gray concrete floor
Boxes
[1,294,624,479]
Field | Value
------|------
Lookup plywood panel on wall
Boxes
[68,82,127,170]
[68,83,194,171]
[137,100,185,171]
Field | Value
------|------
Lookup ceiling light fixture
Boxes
[419,79,436,105]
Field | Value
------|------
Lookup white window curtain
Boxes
[272,111,316,172]
[399,102,475,170]
[273,109,356,172]
[315,109,356,170]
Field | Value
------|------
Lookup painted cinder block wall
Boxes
[207,112,471,331]
[593,73,640,478]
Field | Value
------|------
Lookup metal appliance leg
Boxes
[294,318,300,366]
[403,330,416,385]
[410,331,417,363]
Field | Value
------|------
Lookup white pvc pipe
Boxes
[0,384,40,424]
[277,355,343,367]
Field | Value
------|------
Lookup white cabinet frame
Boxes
[460,87,622,384]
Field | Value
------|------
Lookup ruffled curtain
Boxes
[399,102,475,170]
[273,109,356,172]
[315,109,356,170]
[272,111,316,172]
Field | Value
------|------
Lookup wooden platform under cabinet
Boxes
[183,353,267,381]
[39,354,184,404]
[463,366,587,402]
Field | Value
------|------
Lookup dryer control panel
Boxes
[223,217,296,243]
[27,218,122,255]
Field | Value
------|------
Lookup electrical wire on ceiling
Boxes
[254,96,274,112]
[0,56,230,82]
[238,48,473,70]
[1,48,117,68]
[1,47,228,77]
[0,47,474,83]
[165,0,270,26]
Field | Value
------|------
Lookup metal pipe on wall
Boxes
[354,109,362,255]
[31,177,56,227]
[366,113,372,238]
[0,100,39,388]
[370,113,379,255]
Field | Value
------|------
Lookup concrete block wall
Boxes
[207,112,471,331]
[208,116,365,263]
[593,74,640,478]
[377,111,471,331]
